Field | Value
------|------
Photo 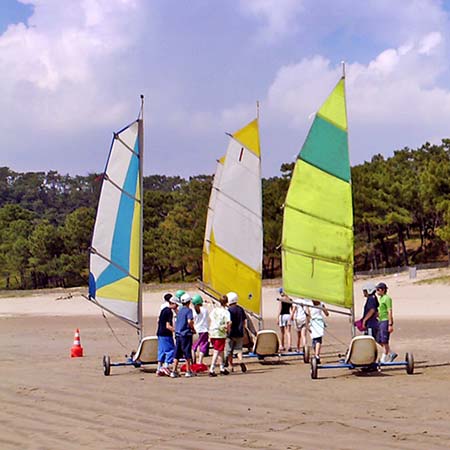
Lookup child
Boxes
[208,295,231,377]
[225,292,247,373]
[192,294,209,364]
[170,293,196,378]
[278,288,293,351]
[156,294,178,376]
[306,299,329,363]
[291,298,308,352]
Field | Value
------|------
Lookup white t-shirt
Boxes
[309,302,326,339]
[209,306,231,338]
[193,306,209,333]
[293,298,310,322]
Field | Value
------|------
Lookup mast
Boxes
[256,100,263,330]
[138,95,144,340]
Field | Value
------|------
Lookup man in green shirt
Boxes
[376,282,397,362]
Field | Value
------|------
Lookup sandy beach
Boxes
[1,270,450,449]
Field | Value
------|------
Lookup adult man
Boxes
[376,282,397,362]
[225,292,247,373]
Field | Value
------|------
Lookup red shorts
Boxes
[210,338,226,352]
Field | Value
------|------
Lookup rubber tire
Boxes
[406,352,414,375]
[311,356,318,379]
[303,345,310,364]
[103,355,111,376]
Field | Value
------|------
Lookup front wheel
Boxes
[310,356,318,379]
[303,345,310,364]
[406,352,414,375]
[103,355,111,376]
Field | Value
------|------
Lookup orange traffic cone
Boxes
[71,328,84,357]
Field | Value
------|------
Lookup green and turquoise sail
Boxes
[281,76,353,310]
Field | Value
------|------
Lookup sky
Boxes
[1,0,450,178]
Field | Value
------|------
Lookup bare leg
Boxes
[210,350,219,373]
[280,327,286,350]
[198,352,204,364]
[286,325,292,350]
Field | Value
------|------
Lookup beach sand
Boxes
[1,270,450,449]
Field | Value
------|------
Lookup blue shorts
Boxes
[175,335,193,360]
[377,321,390,344]
[157,336,175,364]
[312,337,323,347]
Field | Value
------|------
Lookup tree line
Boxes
[1,139,450,290]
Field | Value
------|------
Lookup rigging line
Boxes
[103,173,142,203]
[102,309,129,350]
[113,133,140,159]
[284,203,353,231]
[90,247,140,283]
[212,185,261,220]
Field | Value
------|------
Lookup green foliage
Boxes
[1,137,450,289]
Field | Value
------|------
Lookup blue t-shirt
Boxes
[363,294,379,329]
[175,306,193,337]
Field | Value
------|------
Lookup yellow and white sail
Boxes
[203,119,263,316]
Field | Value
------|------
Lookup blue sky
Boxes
[1,0,450,178]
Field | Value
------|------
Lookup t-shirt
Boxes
[294,298,309,322]
[209,306,231,339]
[193,306,209,333]
[280,300,291,315]
[175,306,194,337]
[378,294,392,322]
[363,294,379,328]
[157,306,173,337]
[228,304,247,338]
[309,302,326,339]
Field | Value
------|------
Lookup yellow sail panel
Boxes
[204,233,261,314]
[97,276,139,302]
[129,176,141,279]
[232,119,260,157]
[317,78,347,131]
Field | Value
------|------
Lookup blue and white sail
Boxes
[88,103,144,332]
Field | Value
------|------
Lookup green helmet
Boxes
[192,294,203,306]
[175,289,186,299]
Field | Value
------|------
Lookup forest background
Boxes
[1,139,450,290]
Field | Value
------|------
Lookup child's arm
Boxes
[166,322,175,332]
[189,318,196,334]
[322,303,329,317]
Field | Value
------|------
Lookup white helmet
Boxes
[226,292,238,305]
[362,283,376,295]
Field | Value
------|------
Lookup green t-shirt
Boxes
[378,294,392,322]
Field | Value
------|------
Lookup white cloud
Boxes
[238,0,304,42]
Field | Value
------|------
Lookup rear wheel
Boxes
[406,352,414,374]
[310,356,318,379]
[303,345,310,364]
[103,355,111,376]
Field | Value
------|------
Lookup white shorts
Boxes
[279,314,291,327]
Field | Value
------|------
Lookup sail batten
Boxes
[203,119,263,316]
[282,76,353,310]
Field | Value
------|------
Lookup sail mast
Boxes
[138,95,144,339]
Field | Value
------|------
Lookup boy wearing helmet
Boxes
[170,293,196,378]
[225,292,248,373]
[376,282,397,363]
[192,294,209,364]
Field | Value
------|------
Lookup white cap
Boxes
[227,292,238,305]
[180,293,191,304]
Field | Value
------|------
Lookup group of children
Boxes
[278,281,397,365]
[278,288,329,363]
[156,289,248,378]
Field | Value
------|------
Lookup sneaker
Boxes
[240,363,247,373]
[220,369,229,375]
[161,367,171,376]
[389,352,398,362]
[169,371,179,378]
[380,354,387,363]
[185,371,194,378]
[209,371,217,377]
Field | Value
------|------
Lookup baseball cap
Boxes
[180,293,191,304]
[376,282,388,290]
[362,283,376,294]
[227,292,238,305]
